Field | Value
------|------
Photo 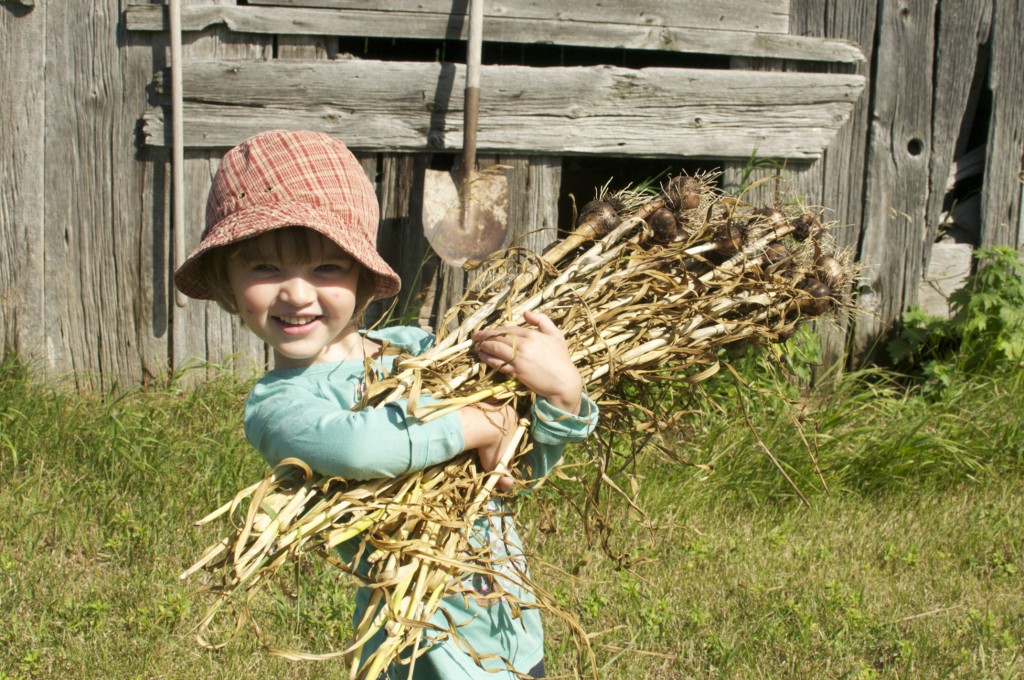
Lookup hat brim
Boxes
[173,201,401,301]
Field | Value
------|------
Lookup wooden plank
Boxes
[785,1,877,373]
[276,29,337,60]
[126,15,174,383]
[40,2,160,387]
[125,5,864,64]
[171,0,270,379]
[815,0,877,372]
[918,240,973,319]
[820,0,876,253]
[0,2,45,365]
[754,0,838,379]
[40,2,78,380]
[980,0,1024,250]
[503,155,561,252]
[850,0,936,365]
[783,0,826,209]
[142,59,864,160]
[924,0,992,252]
[246,0,792,35]
[369,154,435,328]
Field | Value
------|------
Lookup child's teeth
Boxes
[280,315,314,325]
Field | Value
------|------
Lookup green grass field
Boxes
[1,338,1022,679]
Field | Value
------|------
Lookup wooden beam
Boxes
[245,0,791,35]
[141,59,864,160]
[124,5,863,63]
[36,2,165,386]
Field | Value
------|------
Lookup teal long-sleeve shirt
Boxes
[242,325,598,679]
[244,326,597,481]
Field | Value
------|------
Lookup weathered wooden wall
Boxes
[2,1,160,386]
[1,0,1022,387]
[851,0,1023,363]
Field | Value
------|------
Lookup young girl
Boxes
[173,129,598,678]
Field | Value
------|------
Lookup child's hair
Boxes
[201,227,377,322]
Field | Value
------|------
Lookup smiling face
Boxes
[227,228,366,370]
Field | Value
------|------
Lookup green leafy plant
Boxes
[889,246,1024,377]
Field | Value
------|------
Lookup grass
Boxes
[531,479,1024,678]
[0,348,1022,679]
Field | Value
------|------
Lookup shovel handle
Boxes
[463,0,484,175]
[463,87,479,176]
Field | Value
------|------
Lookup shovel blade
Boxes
[423,168,508,267]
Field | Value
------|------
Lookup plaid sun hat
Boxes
[173,129,401,301]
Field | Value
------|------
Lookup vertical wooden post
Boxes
[980,0,1024,250]
[0,2,45,365]
[923,0,992,251]
[851,0,937,365]
[779,0,879,377]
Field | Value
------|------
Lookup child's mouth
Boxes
[274,314,322,332]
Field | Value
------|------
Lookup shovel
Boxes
[422,0,509,267]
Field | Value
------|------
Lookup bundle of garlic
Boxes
[182,171,854,678]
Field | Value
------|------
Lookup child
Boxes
[173,130,598,678]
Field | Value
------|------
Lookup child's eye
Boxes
[316,260,354,276]
[251,262,279,273]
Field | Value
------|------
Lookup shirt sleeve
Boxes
[521,393,599,482]
[245,388,465,481]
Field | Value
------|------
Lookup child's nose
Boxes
[279,277,316,306]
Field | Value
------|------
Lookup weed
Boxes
[889,245,1024,382]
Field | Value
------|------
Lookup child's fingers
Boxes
[494,474,515,492]
[472,328,526,359]
[477,348,517,374]
[473,319,562,354]
[523,310,563,339]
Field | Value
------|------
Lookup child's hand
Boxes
[472,311,584,415]
[459,401,518,491]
